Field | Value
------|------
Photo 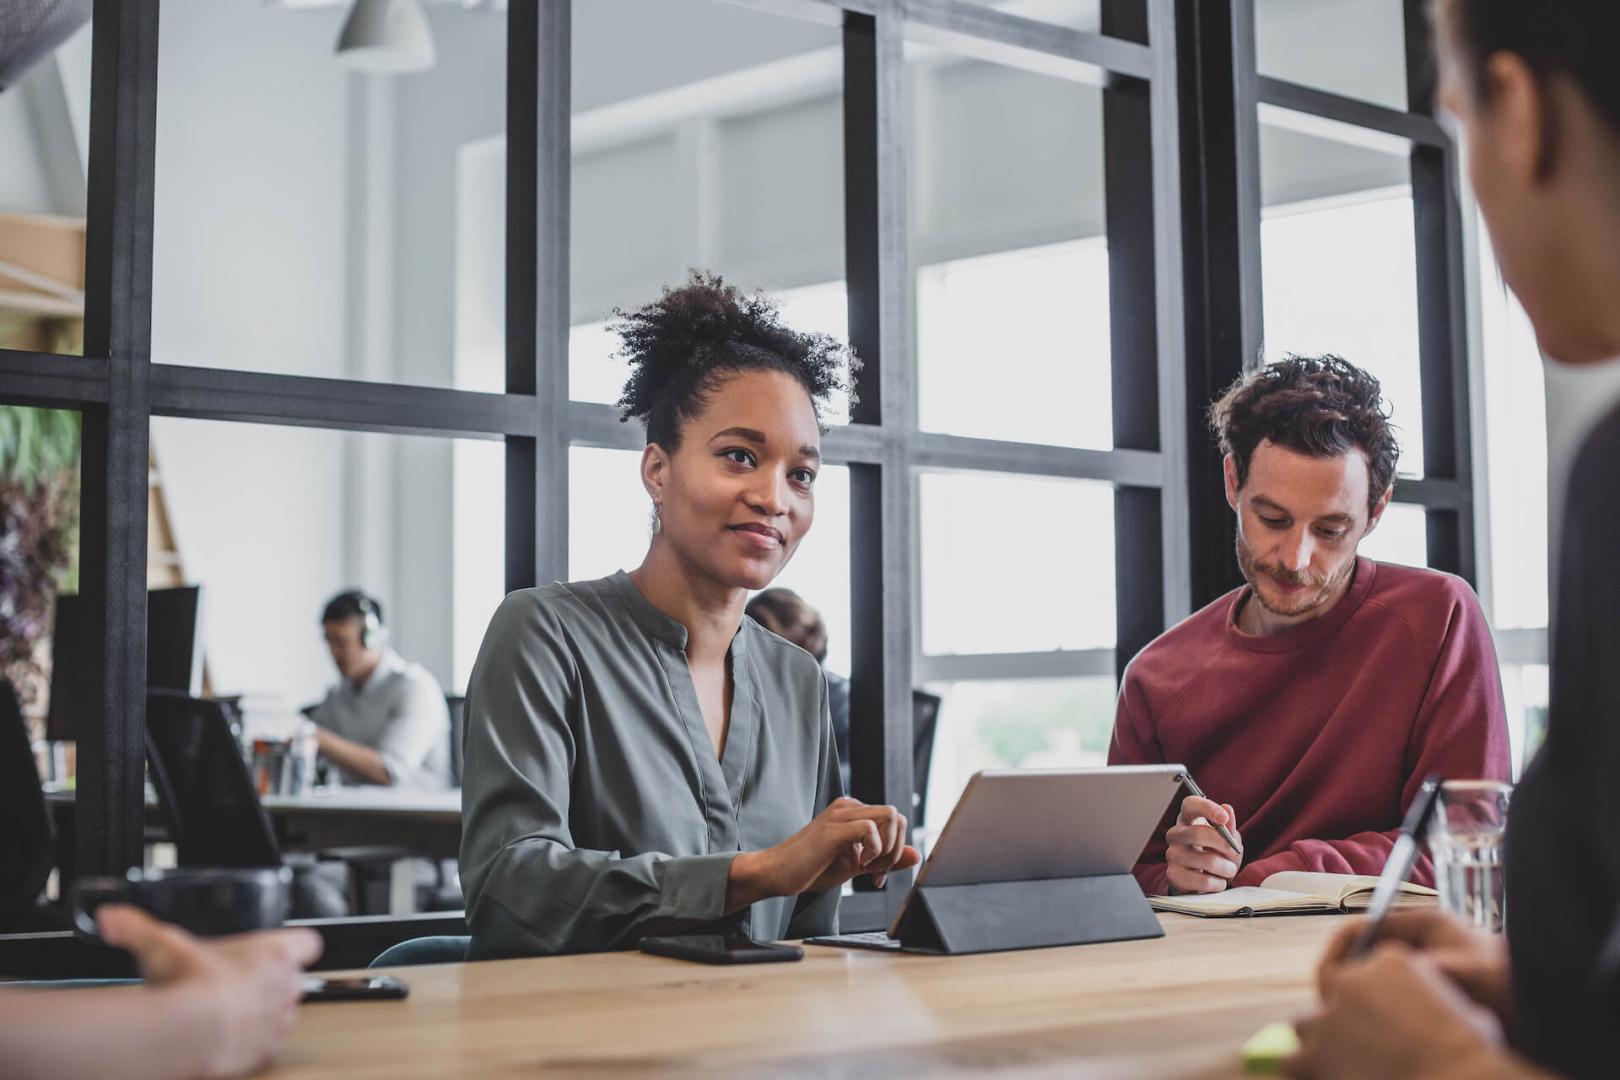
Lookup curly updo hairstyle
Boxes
[1209,355,1401,515]
[613,270,860,450]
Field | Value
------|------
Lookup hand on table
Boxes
[728,797,922,909]
[97,904,323,1079]
[1315,909,1514,1029]
[1165,795,1243,894]
[1286,943,1508,1079]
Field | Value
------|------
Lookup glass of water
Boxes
[1427,780,1511,932]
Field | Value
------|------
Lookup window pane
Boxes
[920,677,1117,830]
[920,471,1115,654]
[1499,662,1548,779]
[0,15,91,358]
[908,41,1112,450]
[152,5,506,389]
[569,447,653,584]
[567,446,852,676]
[1358,503,1427,568]
[571,0,850,421]
[1256,0,1408,111]
[1261,121,1424,476]
[1478,221,1549,631]
[147,419,502,710]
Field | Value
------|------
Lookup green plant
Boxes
[0,406,82,703]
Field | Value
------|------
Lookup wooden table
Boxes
[274,913,1340,1078]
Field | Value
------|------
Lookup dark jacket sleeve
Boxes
[1507,407,1620,1079]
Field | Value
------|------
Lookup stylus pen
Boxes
[1348,776,1444,960]
[1176,771,1244,857]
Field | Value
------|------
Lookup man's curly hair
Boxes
[1209,355,1401,514]
[613,270,860,449]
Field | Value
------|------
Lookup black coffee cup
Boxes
[72,866,293,941]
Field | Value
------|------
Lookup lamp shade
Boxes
[336,0,435,74]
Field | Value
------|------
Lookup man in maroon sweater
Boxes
[1110,356,1510,897]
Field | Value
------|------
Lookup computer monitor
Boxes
[46,585,204,742]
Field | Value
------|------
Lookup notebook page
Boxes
[1149,886,1328,916]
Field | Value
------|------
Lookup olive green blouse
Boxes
[459,572,843,959]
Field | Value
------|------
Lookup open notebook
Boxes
[1149,871,1437,917]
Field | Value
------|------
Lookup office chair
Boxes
[369,934,471,969]
[0,680,56,929]
[911,690,943,826]
[144,691,414,918]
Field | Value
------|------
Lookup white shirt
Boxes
[313,649,452,789]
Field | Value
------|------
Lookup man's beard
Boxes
[1234,530,1353,618]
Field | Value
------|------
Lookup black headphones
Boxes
[322,590,387,650]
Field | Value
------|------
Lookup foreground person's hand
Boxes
[1165,795,1243,894]
[98,904,323,1078]
[1286,944,1513,1080]
[728,797,922,908]
[1315,909,1514,1028]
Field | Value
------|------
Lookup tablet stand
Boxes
[892,874,1163,955]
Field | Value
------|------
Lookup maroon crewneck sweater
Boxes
[1110,557,1510,895]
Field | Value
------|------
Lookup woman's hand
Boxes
[1286,944,1513,1079]
[1315,909,1514,1029]
[727,797,922,909]
[98,904,323,1078]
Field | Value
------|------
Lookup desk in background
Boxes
[274,913,1335,1078]
[263,789,461,860]
[43,788,463,881]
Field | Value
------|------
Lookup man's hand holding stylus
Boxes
[1165,795,1244,895]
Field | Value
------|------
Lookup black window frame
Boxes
[0,0,1470,946]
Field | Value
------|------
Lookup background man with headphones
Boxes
[310,590,452,789]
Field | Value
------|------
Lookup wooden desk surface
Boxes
[274,913,1339,1078]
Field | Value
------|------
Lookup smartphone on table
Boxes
[640,933,804,965]
[301,974,410,1002]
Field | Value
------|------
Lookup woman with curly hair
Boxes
[459,272,918,959]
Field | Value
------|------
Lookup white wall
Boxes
[146,0,355,705]
[0,73,58,215]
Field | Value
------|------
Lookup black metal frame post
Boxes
[75,0,160,878]
[1172,0,1259,611]
[843,4,915,922]
[507,0,572,593]
[0,0,1482,960]
[1404,0,1474,583]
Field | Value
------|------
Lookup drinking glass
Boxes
[1427,780,1511,932]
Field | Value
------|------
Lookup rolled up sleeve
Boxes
[373,674,450,787]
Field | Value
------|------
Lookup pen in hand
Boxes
[1176,771,1244,857]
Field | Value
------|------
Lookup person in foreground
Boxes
[1293,1,1620,1076]
[1110,355,1509,896]
[0,904,321,1080]
[459,272,918,959]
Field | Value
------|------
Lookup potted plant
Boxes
[0,404,81,711]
